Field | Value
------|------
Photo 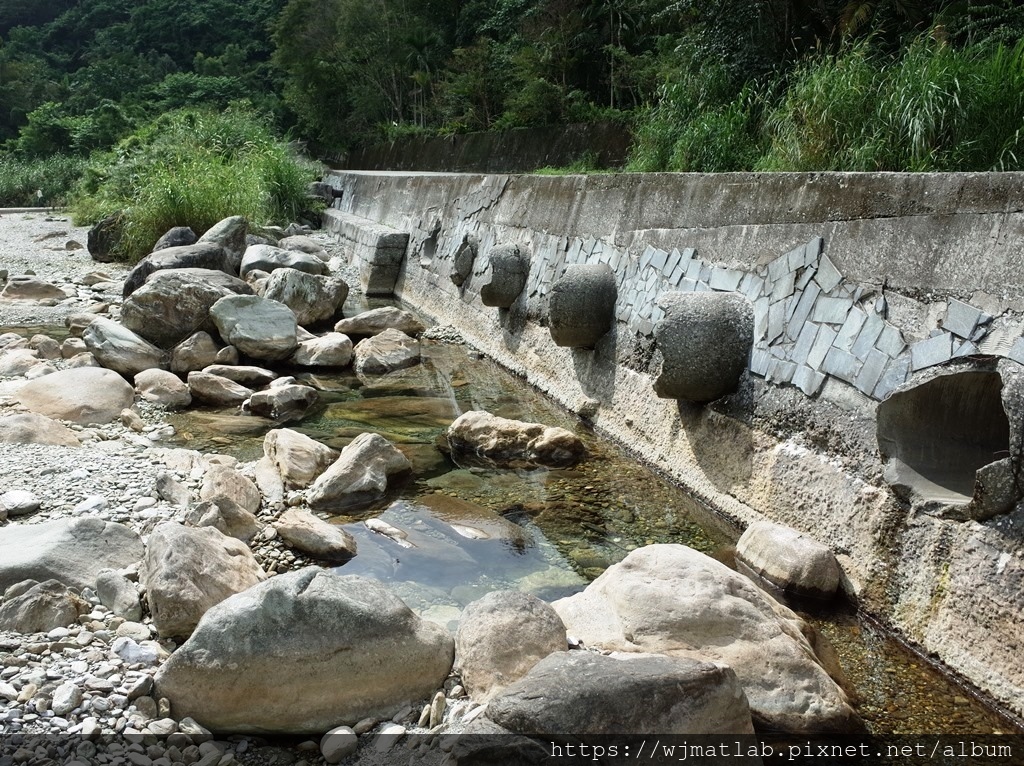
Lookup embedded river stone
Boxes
[248,383,319,422]
[307,432,411,511]
[291,333,353,367]
[0,518,144,592]
[479,243,530,308]
[456,591,567,703]
[274,508,357,563]
[334,306,425,337]
[123,243,233,297]
[450,234,477,287]
[735,520,842,599]
[209,294,299,362]
[446,410,585,468]
[17,367,134,425]
[153,569,455,734]
[352,328,420,375]
[263,428,337,490]
[486,651,754,736]
[652,291,754,403]
[548,264,617,348]
[262,268,348,326]
[552,544,862,735]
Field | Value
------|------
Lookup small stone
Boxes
[320,725,358,764]
[373,723,406,752]
[51,682,83,716]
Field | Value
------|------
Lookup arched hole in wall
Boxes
[419,224,441,268]
[877,371,1011,506]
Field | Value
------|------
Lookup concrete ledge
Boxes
[322,208,409,296]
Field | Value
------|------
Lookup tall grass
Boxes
[72,108,322,261]
[0,154,86,207]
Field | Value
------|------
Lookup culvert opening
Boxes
[877,370,1011,505]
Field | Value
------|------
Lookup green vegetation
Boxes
[0,153,85,206]
[71,109,321,261]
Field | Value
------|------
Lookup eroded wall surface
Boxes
[324,169,1024,719]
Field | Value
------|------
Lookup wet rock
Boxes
[486,651,754,736]
[17,367,134,425]
[240,244,326,278]
[122,269,253,348]
[548,264,618,348]
[200,465,261,514]
[187,372,253,406]
[307,432,412,511]
[290,333,353,367]
[552,544,862,735]
[263,428,337,490]
[123,244,233,298]
[184,497,263,543]
[209,294,298,362]
[95,570,143,621]
[0,413,81,447]
[352,328,420,375]
[153,226,198,252]
[735,521,842,599]
[334,307,425,337]
[143,522,265,638]
[653,291,754,403]
[479,243,530,308]
[135,368,192,408]
[82,317,168,377]
[0,276,65,301]
[456,591,566,703]
[262,268,348,326]
[202,364,277,388]
[196,216,248,273]
[154,569,454,734]
[249,384,318,422]
[0,518,144,592]
[0,579,88,633]
[446,410,585,468]
[275,508,358,563]
[170,331,221,374]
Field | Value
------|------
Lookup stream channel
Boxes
[146,295,1023,743]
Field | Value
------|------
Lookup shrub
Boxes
[0,153,86,207]
[72,108,322,261]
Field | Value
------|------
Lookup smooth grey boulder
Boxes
[209,295,298,362]
[450,234,477,287]
[200,465,261,514]
[82,317,168,377]
[197,216,248,273]
[153,226,197,252]
[135,368,192,408]
[187,371,253,406]
[122,268,253,348]
[653,292,754,403]
[170,331,221,374]
[240,244,326,279]
[352,328,420,375]
[249,384,318,422]
[291,333,353,367]
[153,569,454,734]
[0,518,144,592]
[274,508,358,563]
[0,413,81,447]
[735,521,842,599]
[486,651,754,736]
[201,364,276,388]
[281,234,329,260]
[552,544,862,735]
[334,307,425,337]
[0,489,42,517]
[262,268,347,326]
[123,243,233,297]
[446,410,585,468]
[17,367,135,425]
[143,522,265,638]
[548,264,617,348]
[456,591,566,703]
[0,579,89,634]
[183,497,263,543]
[95,570,143,621]
[307,432,411,511]
[0,276,65,301]
[480,243,530,308]
[263,428,337,490]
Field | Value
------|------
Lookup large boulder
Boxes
[352,328,420,375]
[262,268,348,326]
[248,384,318,422]
[87,211,122,263]
[197,216,248,273]
[154,569,454,734]
[0,413,81,447]
[209,295,298,362]
[479,243,530,308]
[547,264,617,349]
[486,651,754,736]
[200,465,261,514]
[187,372,252,406]
[17,367,134,425]
[82,317,167,377]
[274,508,357,563]
[290,333,353,367]
[183,498,262,544]
[240,244,326,279]
[263,428,337,490]
[552,544,862,735]
[0,276,66,302]
[202,364,276,388]
[456,591,566,703]
[153,226,197,252]
[135,368,192,408]
[143,522,265,638]
[123,243,233,297]
[307,433,411,511]
[0,579,89,634]
[735,521,842,600]
[334,307,424,337]
[0,518,144,592]
[122,269,253,348]
[170,331,221,374]
[446,410,585,468]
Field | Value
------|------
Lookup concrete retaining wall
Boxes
[323,168,1024,719]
